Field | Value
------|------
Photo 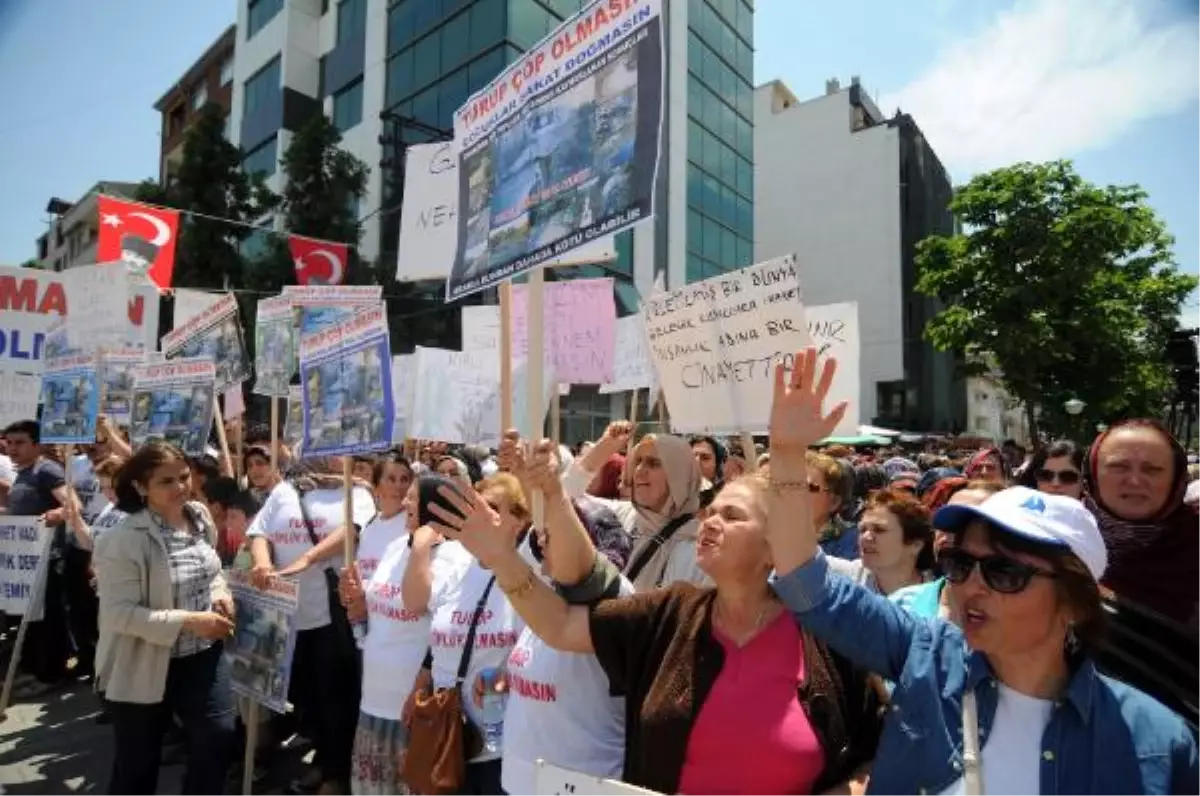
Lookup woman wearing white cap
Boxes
[766,348,1198,795]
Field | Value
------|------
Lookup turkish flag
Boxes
[96,195,181,292]
[289,235,349,286]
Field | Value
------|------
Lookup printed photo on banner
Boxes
[226,568,299,714]
[161,292,250,392]
[130,358,217,456]
[0,517,51,620]
[39,353,100,444]
[98,348,142,423]
[0,264,160,374]
[643,254,809,435]
[298,305,394,456]
[282,285,383,337]
[254,295,297,397]
[446,0,663,300]
[0,371,41,429]
[284,386,304,451]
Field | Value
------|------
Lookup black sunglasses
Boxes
[1035,468,1080,485]
[937,548,1057,594]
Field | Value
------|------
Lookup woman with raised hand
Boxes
[766,348,1198,795]
[94,442,236,795]
[426,444,883,795]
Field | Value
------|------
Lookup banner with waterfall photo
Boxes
[129,358,217,456]
[446,0,663,300]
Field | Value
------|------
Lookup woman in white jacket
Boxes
[94,441,236,795]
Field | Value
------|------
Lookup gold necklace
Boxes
[715,599,774,647]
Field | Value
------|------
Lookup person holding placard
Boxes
[563,422,708,591]
[93,441,237,795]
[427,455,884,795]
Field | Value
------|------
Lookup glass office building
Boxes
[381,0,753,440]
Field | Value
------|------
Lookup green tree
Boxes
[916,160,1197,442]
[134,104,277,293]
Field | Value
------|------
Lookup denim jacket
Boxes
[771,552,1199,795]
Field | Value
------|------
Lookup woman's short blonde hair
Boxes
[477,472,530,521]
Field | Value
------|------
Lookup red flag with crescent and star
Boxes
[96,195,181,293]
[289,235,349,286]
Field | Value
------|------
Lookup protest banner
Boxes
[599,313,658,399]
[284,386,304,451]
[161,292,250,392]
[533,761,659,796]
[643,254,808,435]
[298,304,394,456]
[396,142,617,282]
[806,302,860,436]
[390,354,415,444]
[98,347,142,423]
[39,353,100,444]
[62,262,131,351]
[130,358,217,455]
[0,518,50,620]
[253,295,296,397]
[0,264,159,373]
[0,371,41,428]
[445,0,663,300]
[410,347,555,445]
[226,568,299,714]
[460,278,616,384]
[172,288,224,329]
[282,285,383,337]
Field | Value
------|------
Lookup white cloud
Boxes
[881,0,1199,177]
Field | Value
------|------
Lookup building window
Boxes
[220,55,234,86]
[242,135,278,177]
[243,56,281,117]
[333,79,364,131]
[191,83,208,112]
[337,0,366,46]
[247,0,283,39]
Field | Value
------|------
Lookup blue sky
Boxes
[0,0,1196,317]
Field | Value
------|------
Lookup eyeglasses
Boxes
[1035,468,1080,485]
[937,548,1057,594]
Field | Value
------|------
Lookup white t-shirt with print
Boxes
[246,481,377,631]
[90,504,127,545]
[357,513,472,721]
[937,682,1054,795]
[500,576,633,795]
[69,455,110,525]
[428,539,534,763]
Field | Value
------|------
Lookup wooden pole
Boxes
[342,457,354,561]
[629,389,639,425]
[551,390,561,447]
[212,399,234,474]
[741,431,758,473]
[499,282,514,434]
[527,269,546,527]
[241,701,259,794]
[269,397,279,471]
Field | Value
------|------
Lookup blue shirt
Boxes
[818,517,860,561]
[890,577,946,620]
[771,552,1199,795]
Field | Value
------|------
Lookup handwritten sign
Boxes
[460,279,616,384]
[643,254,809,435]
[63,262,131,350]
[533,761,659,796]
[599,314,658,398]
[0,371,41,428]
[0,518,50,618]
[805,302,860,436]
[390,354,414,443]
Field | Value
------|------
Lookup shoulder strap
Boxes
[455,575,497,687]
[290,482,322,549]
[624,512,694,584]
[962,689,983,795]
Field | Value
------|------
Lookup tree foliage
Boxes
[916,160,1197,441]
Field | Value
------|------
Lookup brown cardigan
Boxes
[587,582,883,794]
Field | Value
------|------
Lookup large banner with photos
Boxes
[446,0,663,300]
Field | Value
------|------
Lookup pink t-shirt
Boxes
[677,611,825,795]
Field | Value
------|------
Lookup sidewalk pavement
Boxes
[0,679,308,795]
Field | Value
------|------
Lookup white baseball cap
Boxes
[933,486,1108,582]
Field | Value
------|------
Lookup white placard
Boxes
[0,517,51,619]
[172,288,224,329]
[643,254,809,435]
[534,760,660,796]
[395,142,617,283]
[63,262,131,350]
[0,371,41,428]
[599,314,659,397]
[805,302,860,436]
[409,347,554,445]
[224,385,246,419]
[390,353,414,443]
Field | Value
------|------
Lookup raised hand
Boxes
[525,439,562,497]
[426,485,511,569]
[769,347,848,455]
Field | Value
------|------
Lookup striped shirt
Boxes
[150,508,222,658]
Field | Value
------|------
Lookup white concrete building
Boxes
[754,77,965,432]
[34,182,141,271]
